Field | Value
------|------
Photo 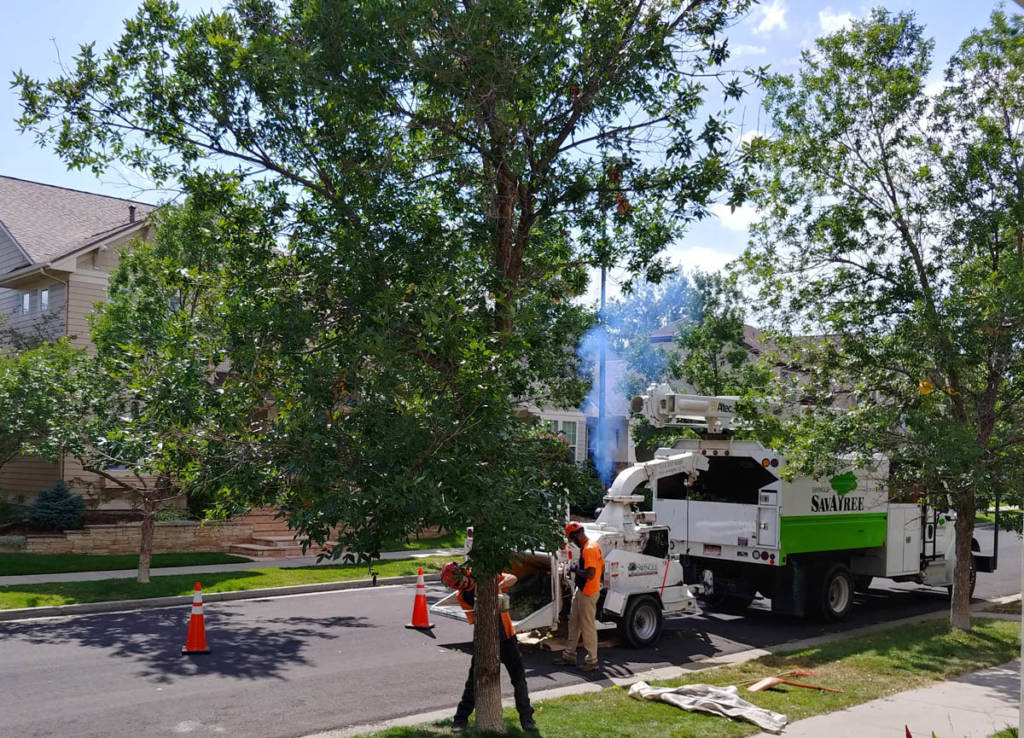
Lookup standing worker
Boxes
[440,562,536,733]
[561,521,604,671]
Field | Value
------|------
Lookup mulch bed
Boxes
[0,509,143,537]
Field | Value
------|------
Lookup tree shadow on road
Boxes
[0,607,374,683]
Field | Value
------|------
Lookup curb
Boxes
[303,593,1024,738]
[0,572,441,622]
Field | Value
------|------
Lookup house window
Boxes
[560,421,577,459]
[20,292,30,314]
[40,289,49,311]
[544,419,557,433]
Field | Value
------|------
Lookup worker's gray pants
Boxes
[565,590,599,665]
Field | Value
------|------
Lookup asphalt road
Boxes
[0,524,1017,738]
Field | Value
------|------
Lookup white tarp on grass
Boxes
[628,681,789,734]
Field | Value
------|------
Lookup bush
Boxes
[25,482,86,531]
[155,508,191,522]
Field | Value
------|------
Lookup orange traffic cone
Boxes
[405,567,434,629]
[181,581,211,655]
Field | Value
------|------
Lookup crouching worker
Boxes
[440,561,536,733]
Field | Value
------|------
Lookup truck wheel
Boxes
[946,556,977,600]
[816,564,855,622]
[618,595,663,648]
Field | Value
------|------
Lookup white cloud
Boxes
[753,0,788,35]
[731,43,768,56]
[818,7,855,33]
[923,75,946,98]
[668,245,740,276]
[740,129,766,145]
[710,202,758,232]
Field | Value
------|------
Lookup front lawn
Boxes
[358,618,1020,737]
[0,554,449,610]
[0,552,249,576]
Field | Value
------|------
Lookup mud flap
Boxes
[770,560,810,617]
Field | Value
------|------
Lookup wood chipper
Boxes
[430,494,702,647]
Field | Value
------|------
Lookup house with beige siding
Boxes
[0,175,154,506]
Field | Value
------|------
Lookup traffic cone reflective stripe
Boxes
[182,581,210,655]
[405,567,434,629]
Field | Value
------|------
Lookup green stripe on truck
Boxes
[780,513,887,559]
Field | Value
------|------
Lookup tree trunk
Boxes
[138,496,156,584]
[950,491,976,630]
[472,575,505,733]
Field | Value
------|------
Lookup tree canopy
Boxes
[742,9,1024,629]
[16,0,755,728]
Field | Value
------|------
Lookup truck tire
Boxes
[618,595,663,648]
[946,555,977,600]
[815,563,855,622]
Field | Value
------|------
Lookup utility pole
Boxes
[598,260,607,487]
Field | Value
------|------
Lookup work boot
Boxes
[581,660,600,672]
[451,718,468,733]
[559,651,576,665]
[521,718,538,732]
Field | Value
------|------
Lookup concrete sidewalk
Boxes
[0,547,463,586]
[748,657,1020,738]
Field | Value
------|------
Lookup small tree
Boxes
[672,271,769,397]
[742,10,1024,629]
[26,206,229,584]
[604,271,697,399]
[0,340,84,472]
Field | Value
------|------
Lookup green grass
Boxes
[0,552,250,576]
[391,529,466,551]
[0,554,449,610]
[990,730,1018,738]
[0,530,462,577]
[975,510,1022,530]
[358,618,1020,738]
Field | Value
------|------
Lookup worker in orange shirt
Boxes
[561,521,604,671]
[440,561,536,733]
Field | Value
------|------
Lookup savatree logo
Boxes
[811,472,864,512]
[627,561,659,576]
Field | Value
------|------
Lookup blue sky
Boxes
[0,0,1011,304]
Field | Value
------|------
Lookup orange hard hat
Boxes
[565,521,584,538]
[441,561,474,589]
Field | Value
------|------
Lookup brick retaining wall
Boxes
[0,520,255,555]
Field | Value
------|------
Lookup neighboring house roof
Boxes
[648,319,683,344]
[649,318,773,355]
[0,175,154,271]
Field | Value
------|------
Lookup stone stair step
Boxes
[228,543,306,558]
[251,535,300,547]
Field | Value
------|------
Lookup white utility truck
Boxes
[430,494,701,647]
[620,384,995,621]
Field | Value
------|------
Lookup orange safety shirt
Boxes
[455,578,516,639]
[580,539,604,596]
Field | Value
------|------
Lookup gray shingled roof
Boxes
[0,176,154,266]
[649,318,773,355]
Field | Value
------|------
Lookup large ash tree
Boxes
[17,0,753,727]
[742,10,1024,630]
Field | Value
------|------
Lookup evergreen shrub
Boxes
[25,482,86,531]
